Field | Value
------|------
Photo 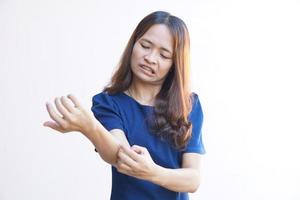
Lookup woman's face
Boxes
[130,24,174,85]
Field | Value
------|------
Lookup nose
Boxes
[144,51,157,65]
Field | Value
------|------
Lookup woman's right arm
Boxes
[87,125,130,166]
[43,94,129,166]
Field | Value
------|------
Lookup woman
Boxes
[44,11,205,200]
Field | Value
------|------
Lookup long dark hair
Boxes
[104,11,193,150]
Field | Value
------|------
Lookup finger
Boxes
[118,149,137,168]
[43,121,66,133]
[120,145,142,161]
[67,94,82,108]
[117,167,133,176]
[116,160,135,177]
[60,96,77,113]
[45,102,68,128]
[131,145,145,155]
[54,97,72,120]
[117,159,132,172]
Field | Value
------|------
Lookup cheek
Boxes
[131,47,142,65]
[130,50,138,67]
[132,44,143,57]
[160,62,173,75]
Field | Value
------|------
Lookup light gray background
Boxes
[1,0,299,199]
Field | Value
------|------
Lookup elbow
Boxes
[95,148,118,166]
[95,143,121,166]
[101,155,116,166]
[188,171,201,193]
[188,182,200,193]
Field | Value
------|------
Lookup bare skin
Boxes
[44,24,202,193]
[43,94,123,165]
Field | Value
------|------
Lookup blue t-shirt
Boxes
[91,91,205,200]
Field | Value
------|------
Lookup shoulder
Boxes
[190,92,203,114]
[92,91,118,101]
[191,92,199,104]
[92,91,123,106]
[91,91,127,132]
[188,92,204,123]
[184,92,206,154]
[91,91,126,113]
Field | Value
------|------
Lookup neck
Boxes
[128,77,162,106]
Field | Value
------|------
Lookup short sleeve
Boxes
[91,92,125,132]
[183,93,206,154]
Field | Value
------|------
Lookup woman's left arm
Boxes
[116,144,202,193]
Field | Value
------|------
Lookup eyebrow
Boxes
[140,38,172,54]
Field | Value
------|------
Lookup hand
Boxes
[116,144,159,181]
[43,94,98,138]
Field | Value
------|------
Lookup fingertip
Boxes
[131,145,140,150]
[45,102,50,109]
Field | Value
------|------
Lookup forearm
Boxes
[84,123,120,166]
[151,166,201,193]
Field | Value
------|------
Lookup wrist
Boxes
[82,122,103,144]
[150,164,167,186]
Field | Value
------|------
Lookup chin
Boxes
[131,67,152,80]
[135,74,154,84]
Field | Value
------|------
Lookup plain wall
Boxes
[1,0,299,199]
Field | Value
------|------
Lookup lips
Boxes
[139,64,155,74]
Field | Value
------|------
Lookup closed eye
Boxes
[161,54,171,59]
[140,43,150,49]
[140,42,171,59]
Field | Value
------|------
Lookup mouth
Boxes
[139,64,155,75]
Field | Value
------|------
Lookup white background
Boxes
[1,0,299,199]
